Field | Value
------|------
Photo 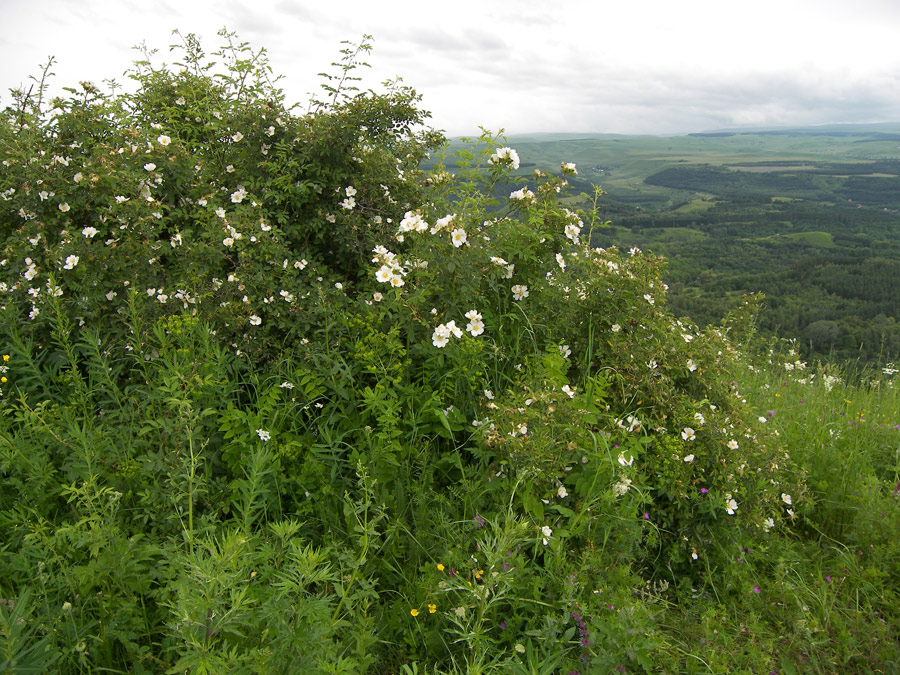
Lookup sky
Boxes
[3,0,900,136]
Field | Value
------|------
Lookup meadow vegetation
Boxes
[0,32,898,673]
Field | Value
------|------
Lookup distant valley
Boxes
[447,124,900,363]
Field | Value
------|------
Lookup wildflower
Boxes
[681,427,696,442]
[223,237,235,247]
[340,196,356,210]
[687,359,697,372]
[561,161,577,174]
[256,429,271,441]
[613,476,632,496]
[727,439,739,450]
[58,202,70,213]
[2,355,8,362]
[559,344,572,358]
[450,227,467,247]
[428,603,437,614]
[562,384,575,398]
[618,452,633,467]
[82,226,99,238]
[231,132,243,142]
[510,187,535,201]
[725,494,738,515]
[489,146,520,170]
[157,134,171,146]
[437,563,445,572]
[73,172,84,182]
[144,162,156,171]
[541,525,552,545]
[372,291,383,302]
[410,608,419,617]
[643,293,654,305]
[432,324,451,348]
[763,517,775,532]
[781,493,792,505]
[465,309,485,336]
[511,284,529,301]
[63,255,79,270]
[564,222,581,243]
[515,643,526,654]
[558,485,568,498]
[611,323,621,333]
[249,315,262,326]
[683,454,695,462]
[375,265,393,283]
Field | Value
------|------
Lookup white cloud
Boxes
[2,0,899,135]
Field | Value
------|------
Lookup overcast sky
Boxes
[3,0,900,136]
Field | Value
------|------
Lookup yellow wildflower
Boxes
[436,563,445,572]
[410,608,419,617]
[428,603,437,614]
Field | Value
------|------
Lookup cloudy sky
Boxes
[3,0,900,136]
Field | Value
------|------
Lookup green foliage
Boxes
[0,31,897,674]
